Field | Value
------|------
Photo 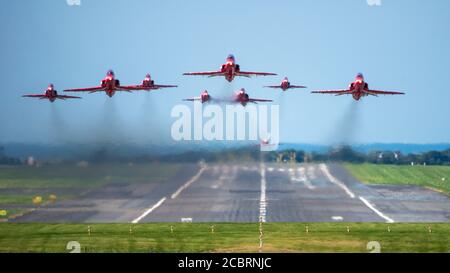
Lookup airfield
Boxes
[7,162,450,223]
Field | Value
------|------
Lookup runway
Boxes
[13,163,450,223]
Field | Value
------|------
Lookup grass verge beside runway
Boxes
[344,163,450,195]
[0,163,180,189]
[0,163,181,219]
[0,223,448,253]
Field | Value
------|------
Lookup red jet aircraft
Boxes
[183,89,272,106]
[264,77,307,91]
[312,73,404,101]
[120,74,178,91]
[183,54,277,82]
[183,90,211,104]
[233,88,273,106]
[64,70,137,97]
[22,84,81,102]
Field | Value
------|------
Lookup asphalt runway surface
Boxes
[13,163,450,223]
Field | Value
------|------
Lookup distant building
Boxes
[27,156,35,166]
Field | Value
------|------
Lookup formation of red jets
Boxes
[22,54,404,104]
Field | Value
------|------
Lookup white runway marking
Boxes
[132,197,166,223]
[303,180,315,190]
[267,167,274,172]
[319,164,394,223]
[319,164,355,198]
[307,166,317,180]
[290,166,315,190]
[332,216,343,221]
[259,163,267,223]
[171,165,207,199]
[298,166,306,177]
[212,168,236,189]
[359,196,395,223]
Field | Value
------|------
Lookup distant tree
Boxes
[328,146,365,163]
[90,147,109,163]
[378,151,397,164]
[421,151,449,165]
[310,152,327,162]
[398,153,420,165]
[366,151,382,164]
[295,150,306,163]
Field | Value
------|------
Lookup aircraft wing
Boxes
[311,89,352,95]
[236,71,277,78]
[57,95,82,99]
[183,97,202,101]
[183,71,225,77]
[22,94,46,98]
[119,84,177,91]
[249,98,273,103]
[153,84,178,89]
[365,89,405,96]
[64,86,105,92]
[289,85,307,89]
[264,85,282,89]
[118,85,147,91]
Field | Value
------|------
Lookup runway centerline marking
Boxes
[131,197,166,224]
[359,196,395,223]
[171,165,207,199]
[259,163,267,223]
[319,163,355,198]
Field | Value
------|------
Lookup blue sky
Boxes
[0,0,449,145]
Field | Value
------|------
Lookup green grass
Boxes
[0,223,448,253]
[344,163,450,195]
[0,194,75,205]
[0,209,28,219]
[0,163,180,189]
[0,163,181,217]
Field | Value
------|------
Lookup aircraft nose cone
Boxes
[226,54,235,63]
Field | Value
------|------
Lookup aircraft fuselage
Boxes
[235,91,250,106]
[45,88,57,102]
[221,62,239,82]
[101,76,120,97]
[349,79,369,101]
[280,80,290,91]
